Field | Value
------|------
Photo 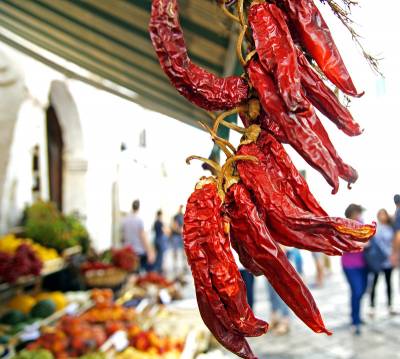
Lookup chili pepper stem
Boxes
[199,121,236,155]
[236,25,248,67]
[212,106,247,134]
[220,2,241,23]
[218,155,259,194]
[237,0,245,27]
[200,123,236,158]
[186,156,222,173]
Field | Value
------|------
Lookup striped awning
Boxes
[0,0,238,128]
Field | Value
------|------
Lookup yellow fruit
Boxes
[48,292,67,311]
[8,295,37,314]
[34,292,67,311]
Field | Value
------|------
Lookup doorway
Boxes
[46,105,63,211]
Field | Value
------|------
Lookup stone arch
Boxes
[0,50,25,233]
[49,80,87,217]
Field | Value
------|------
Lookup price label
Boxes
[159,289,171,304]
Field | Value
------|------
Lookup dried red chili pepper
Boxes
[247,57,340,193]
[249,2,308,112]
[236,137,376,247]
[225,181,331,334]
[183,175,267,357]
[281,0,362,97]
[230,234,263,276]
[297,48,362,136]
[302,108,359,186]
[149,0,249,111]
[256,129,327,217]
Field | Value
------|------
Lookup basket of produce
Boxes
[81,247,137,288]
[135,273,182,301]
[82,267,128,289]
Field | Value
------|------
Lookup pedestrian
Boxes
[233,251,255,309]
[342,204,369,335]
[267,284,290,335]
[391,194,400,266]
[267,246,292,335]
[312,252,325,288]
[170,205,185,275]
[286,248,303,276]
[369,209,395,317]
[121,200,155,272]
[152,210,168,274]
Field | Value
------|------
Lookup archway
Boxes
[48,80,87,217]
[46,105,63,211]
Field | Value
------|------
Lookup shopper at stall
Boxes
[153,209,168,274]
[342,204,369,335]
[121,200,155,272]
[369,209,395,317]
[170,205,185,275]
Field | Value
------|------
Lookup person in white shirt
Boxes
[121,200,155,272]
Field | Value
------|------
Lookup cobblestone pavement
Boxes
[173,251,400,359]
[242,265,400,359]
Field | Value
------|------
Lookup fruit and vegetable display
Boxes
[0,244,42,283]
[23,201,90,253]
[149,0,378,357]
[81,247,137,274]
[17,290,188,359]
[0,235,59,262]
[135,273,173,289]
[0,292,69,342]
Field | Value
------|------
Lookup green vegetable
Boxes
[30,300,56,319]
[23,201,90,253]
[79,353,106,359]
[0,310,26,325]
[12,349,54,359]
[0,335,10,344]
[7,323,26,335]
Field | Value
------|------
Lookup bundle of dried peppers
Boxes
[149,0,377,357]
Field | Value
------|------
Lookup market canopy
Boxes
[0,0,238,128]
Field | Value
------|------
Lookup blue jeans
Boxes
[153,236,167,273]
[343,267,368,325]
[286,248,303,275]
[268,283,289,317]
[240,270,254,309]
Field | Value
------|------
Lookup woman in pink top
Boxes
[342,204,368,335]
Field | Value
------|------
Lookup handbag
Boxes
[363,237,387,273]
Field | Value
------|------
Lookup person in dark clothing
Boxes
[170,205,186,275]
[153,210,168,274]
[369,209,395,317]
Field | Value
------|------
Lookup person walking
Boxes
[391,194,400,266]
[369,209,395,317]
[286,248,303,276]
[342,204,369,335]
[232,251,255,310]
[267,284,290,335]
[121,200,155,272]
[170,205,185,275]
[153,210,168,274]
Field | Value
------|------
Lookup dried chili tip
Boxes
[334,221,377,240]
[226,182,332,336]
[281,0,363,97]
[296,48,363,137]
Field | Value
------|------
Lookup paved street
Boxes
[244,261,400,359]
[174,251,400,359]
